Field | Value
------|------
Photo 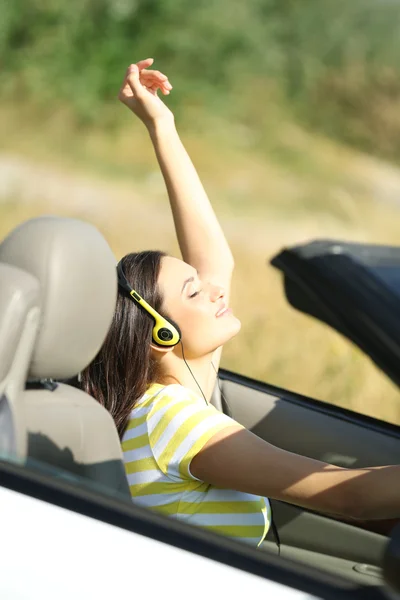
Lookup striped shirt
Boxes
[122,383,271,547]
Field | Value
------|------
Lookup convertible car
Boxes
[0,216,399,599]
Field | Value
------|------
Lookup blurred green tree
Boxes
[2,0,400,158]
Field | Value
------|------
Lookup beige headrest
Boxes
[0,216,117,380]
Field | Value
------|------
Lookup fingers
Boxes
[140,70,172,95]
[119,60,173,104]
[126,64,145,98]
[136,58,154,70]
[147,83,160,97]
[141,68,172,92]
[141,69,168,82]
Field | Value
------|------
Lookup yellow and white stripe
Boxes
[122,383,271,547]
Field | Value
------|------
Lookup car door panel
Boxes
[218,369,399,583]
[278,545,384,587]
[266,500,386,565]
[220,374,400,468]
[260,540,383,587]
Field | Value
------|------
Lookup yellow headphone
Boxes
[117,261,181,347]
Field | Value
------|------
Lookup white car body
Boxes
[0,486,316,600]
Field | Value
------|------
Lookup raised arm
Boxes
[119,60,234,384]
[119,61,233,286]
[148,108,234,389]
[147,120,234,286]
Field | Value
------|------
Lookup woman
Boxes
[82,59,400,548]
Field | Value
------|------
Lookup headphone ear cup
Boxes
[166,317,182,339]
[157,327,174,343]
[152,316,181,347]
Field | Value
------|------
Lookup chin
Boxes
[219,315,242,346]
[231,315,242,335]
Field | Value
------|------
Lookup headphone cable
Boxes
[181,341,208,405]
[180,341,232,416]
[211,360,233,417]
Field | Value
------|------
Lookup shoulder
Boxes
[133,383,204,418]
[145,383,204,405]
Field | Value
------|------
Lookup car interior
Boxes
[215,371,398,586]
[0,216,130,498]
[0,216,399,591]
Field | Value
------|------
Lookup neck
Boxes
[156,348,214,401]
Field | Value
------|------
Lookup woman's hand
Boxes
[118,59,174,128]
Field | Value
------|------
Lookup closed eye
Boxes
[189,290,200,298]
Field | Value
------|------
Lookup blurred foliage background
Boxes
[1,0,400,423]
[3,0,400,157]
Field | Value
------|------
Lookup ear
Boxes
[150,342,176,357]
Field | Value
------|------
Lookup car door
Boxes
[271,239,400,388]
[1,458,366,600]
[218,368,399,584]
[216,240,400,586]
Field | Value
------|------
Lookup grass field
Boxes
[1,105,400,425]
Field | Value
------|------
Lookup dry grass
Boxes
[1,106,400,425]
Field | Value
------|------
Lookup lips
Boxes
[215,303,231,317]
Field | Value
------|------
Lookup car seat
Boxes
[0,216,131,498]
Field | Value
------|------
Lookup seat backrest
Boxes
[0,264,40,459]
[0,216,130,498]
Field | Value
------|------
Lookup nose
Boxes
[209,283,225,302]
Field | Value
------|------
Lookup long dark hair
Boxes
[81,250,166,438]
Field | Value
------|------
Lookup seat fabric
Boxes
[0,263,40,459]
[0,217,130,499]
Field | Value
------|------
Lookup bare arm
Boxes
[118,60,233,286]
[191,425,400,521]
[148,120,234,287]
[148,120,232,393]
[119,60,234,387]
